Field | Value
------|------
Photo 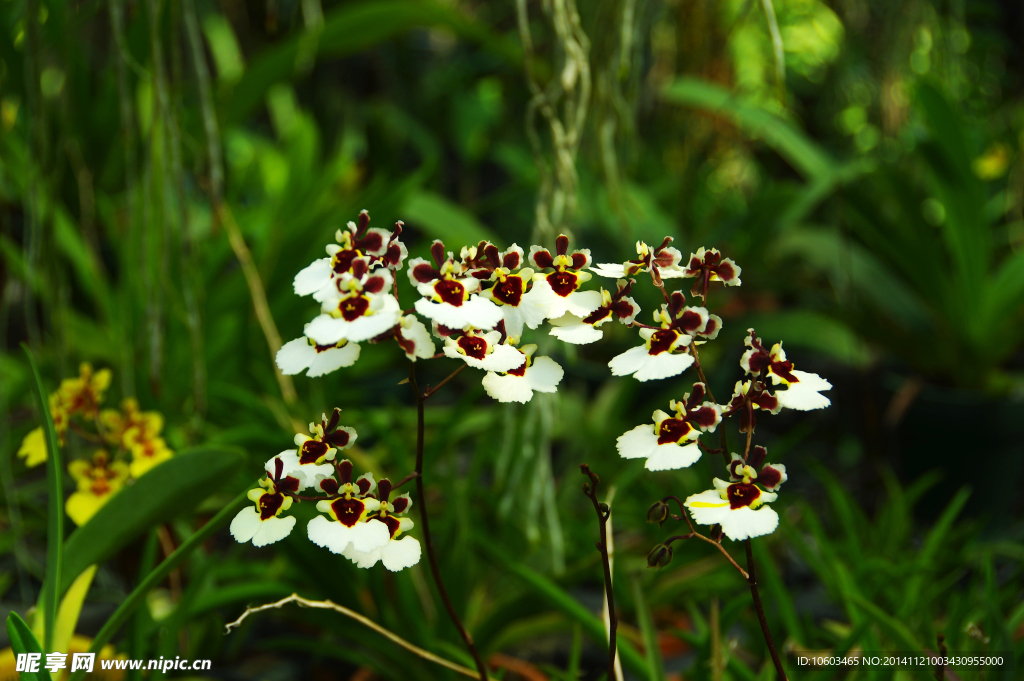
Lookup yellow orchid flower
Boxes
[66,451,130,526]
[100,398,164,449]
[125,429,173,478]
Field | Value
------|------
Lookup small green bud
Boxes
[647,500,670,525]
[647,543,673,569]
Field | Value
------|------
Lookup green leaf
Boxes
[401,189,498,247]
[201,14,245,83]
[52,207,114,320]
[476,538,651,677]
[630,576,666,681]
[744,309,872,369]
[849,593,923,652]
[899,487,971,620]
[981,247,1024,362]
[61,446,244,594]
[6,612,53,681]
[22,344,63,652]
[915,82,990,313]
[661,78,836,182]
[53,565,97,655]
[809,464,865,558]
[67,488,249,681]
[226,0,519,125]
[752,541,805,647]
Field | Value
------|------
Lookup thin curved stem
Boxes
[579,464,618,680]
[664,512,749,581]
[225,594,478,678]
[745,540,788,680]
[689,343,730,465]
[423,364,467,400]
[409,364,489,680]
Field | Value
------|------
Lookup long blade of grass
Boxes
[53,564,97,655]
[22,343,63,652]
[630,575,666,681]
[759,0,785,105]
[849,593,923,652]
[6,612,53,681]
[661,78,836,182]
[66,487,249,681]
[899,486,971,620]
[476,538,650,677]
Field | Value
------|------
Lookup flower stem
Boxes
[689,343,730,465]
[579,464,618,680]
[423,364,467,399]
[408,364,489,680]
[225,593,479,678]
[744,540,788,680]
[662,501,750,581]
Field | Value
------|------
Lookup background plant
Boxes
[2,0,1023,679]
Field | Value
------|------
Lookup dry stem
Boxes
[224,594,477,678]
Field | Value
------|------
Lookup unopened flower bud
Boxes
[647,500,670,525]
[647,543,673,569]
[709,524,724,542]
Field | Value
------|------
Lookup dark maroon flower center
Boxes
[657,418,694,445]
[412,262,438,283]
[356,230,384,253]
[746,350,772,374]
[299,440,330,465]
[547,271,578,297]
[532,249,554,269]
[714,261,735,281]
[687,405,719,429]
[326,429,351,448]
[610,299,635,319]
[507,357,528,377]
[319,478,340,495]
[339,295,370,321]
[769,361,798,383]
[332,249,359,274]
[727,483,761,510]
[396,330,416,355]
[363,275,385,294]
[331,498,366,527]
[457,335,488,360]
[384,242,403,265]
[376,515,401,537]
[502,251,521,269]
[647,330,678,355]
[491,277,524,306]
[259,493,285,520]
[751,392,779,412]
[676,309,706,333]
[435,279,466,306]
[582,307,612,325]
[758,465,783,489]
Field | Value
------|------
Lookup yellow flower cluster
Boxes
[17,363,112,465]
[16,363,173,527]
[100,398,172,478]
[0,635,126,681]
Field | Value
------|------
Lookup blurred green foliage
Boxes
[2,0,1023,679]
